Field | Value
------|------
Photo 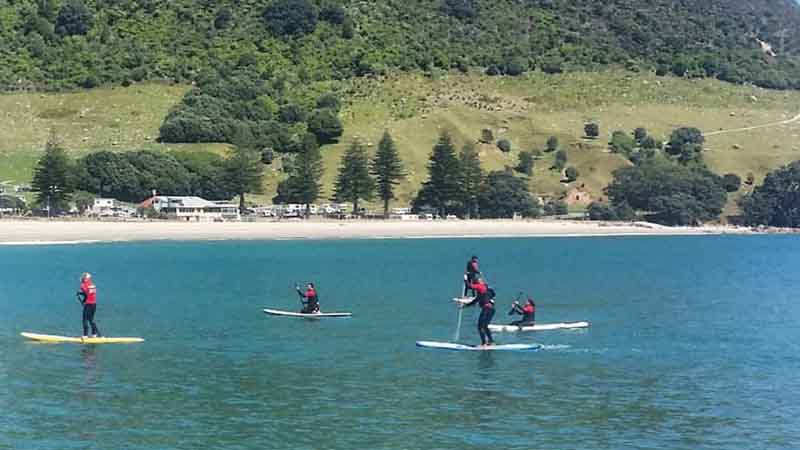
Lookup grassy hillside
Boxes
[3,70,799,213]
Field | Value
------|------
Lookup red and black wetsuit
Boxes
[77,280,100,337]
[298,287,319,313]
[509,300,535,326]
[466,280,495,345]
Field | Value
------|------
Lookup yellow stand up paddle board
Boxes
[21,332,144,344]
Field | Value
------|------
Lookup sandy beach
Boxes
[0,219,755,245]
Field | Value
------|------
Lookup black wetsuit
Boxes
[508,303,535,326]
[466,283,495,345]
[77,291,100,337]
[463,259,480,296]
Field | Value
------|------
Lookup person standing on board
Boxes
[77,272,101,338]
[508,297,536,327]
[463,255,481,297]
[296,282,320,314]
[461,277,495,346]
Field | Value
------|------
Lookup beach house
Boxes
[141,196,240,222]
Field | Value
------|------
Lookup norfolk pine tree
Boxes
[334,140,375,215]
[224,130,264,214]
[415,131,461,217]
[32,132,74,215]
[458,143,484,218]
[370,131,406,218]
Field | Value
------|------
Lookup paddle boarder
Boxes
[463,255,481,296]
[296,282,320,314]
[460,277,495,346]
[77,272,101,338]
[508,297,535,327]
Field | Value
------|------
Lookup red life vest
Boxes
[81,281,97,305]
[523,303,534,315]
[306,288,317,300]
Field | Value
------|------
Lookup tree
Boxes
[610,130,636,156]
[459,143,484,218]
[588,201,635,221]
[263,0,317,37]
[584,122,599,139]
[443,0,478,20]
[274,133,324,216]
[634,127,648,143]
[553,149,568,171]
[722,173,741,192]
[641,135,659,150]
[334,140,375,215]
[546,136,559,152]
[543,199,568,216]
[214,7,233,29]
[223,142,264,214]
[55,0,93,36]
[606,159,726,226]
[477,171,538,218]
[308,108,343,144]
[73,191,95,215]
[413,131,462,217]
[497,139,511,153]
[515,151,534,176]
[479,129,494,144]
[32,133,74,215]
[319,3,346,24]
[371,131,406,218]
[565,166,579,182]
[740,161,800,227]
[316,93,341,112]
[667,127,705,156]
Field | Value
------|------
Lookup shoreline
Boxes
[0,219,762,245]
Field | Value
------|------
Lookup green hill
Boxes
[3,71,799,214]
[2,0,799,90]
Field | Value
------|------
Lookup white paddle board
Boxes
[488,321,590,332]
[263,308,352,318]
[416,341,540,351]
[21,332,144,344]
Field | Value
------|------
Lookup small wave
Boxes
[538,344,572,351]
[0,240,103,246]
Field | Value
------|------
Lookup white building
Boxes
[91,198,116,216]
[147,196,240,222]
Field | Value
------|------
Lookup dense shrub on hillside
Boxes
[1,0,799,90]
[587,201,635,221]
[263,0,317,37]
[55,0,93,37]
[75,150,236,202]
[740,161,800,227]
[159,68,342,148]
[477,171,539,218]
[606,158,727,225]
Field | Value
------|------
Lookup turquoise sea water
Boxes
[1,236,799,449]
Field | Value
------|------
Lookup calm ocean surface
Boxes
[1,236,799,450]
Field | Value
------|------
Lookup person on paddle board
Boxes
[463,255,480,297]
[460,277,495,346]
[508,297,535,327]
[296,282,320,314]
[76,272,101,338]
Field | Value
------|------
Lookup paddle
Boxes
[454,278,464,342]
[294,282,306,311]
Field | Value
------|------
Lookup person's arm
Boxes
[77,288,86,304]
[296,286,308,303]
